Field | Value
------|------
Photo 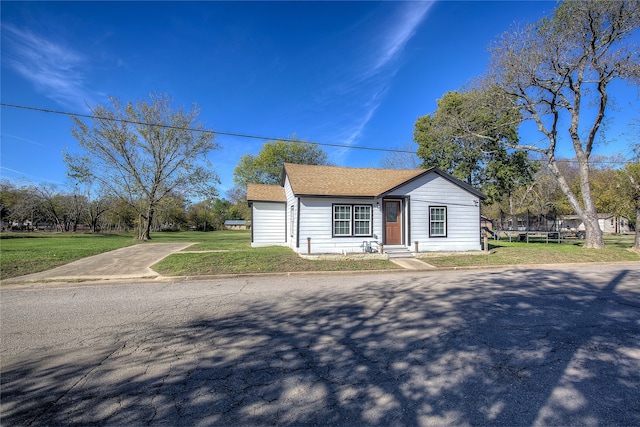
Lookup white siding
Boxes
[599,216,631,233]
[251,202,287,247]
[392,173,482,252]
[279,170,482,254]
[296,198,379,254]
[284,177,297,250]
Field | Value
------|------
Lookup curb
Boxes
[2,261,638,290]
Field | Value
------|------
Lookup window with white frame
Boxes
[354,205,372,236]
[429,206,447,237]
[333,204,373,237]
[333,205,352,236]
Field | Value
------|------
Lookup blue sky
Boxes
[1,1,638,197]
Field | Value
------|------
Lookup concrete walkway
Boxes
[389,257,436,269]
[8,243,438,284]
[12,243,195,282]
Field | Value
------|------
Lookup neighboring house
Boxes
[223,220,249,230]
[559,214,631,234]
[481,215,493,231]
[247,163,486,254]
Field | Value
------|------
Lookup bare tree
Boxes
[379,144,421,170]
[487,0,640,248]
[65,94,220,240]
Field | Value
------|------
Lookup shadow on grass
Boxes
[2,268,639,425]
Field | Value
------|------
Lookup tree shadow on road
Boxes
[2,268,640,425]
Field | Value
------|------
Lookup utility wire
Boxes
[0,102,416,154]
[1,102,636,164]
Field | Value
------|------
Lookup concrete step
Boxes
[384,247,414,258]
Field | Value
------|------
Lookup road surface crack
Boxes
[26,341,127,426]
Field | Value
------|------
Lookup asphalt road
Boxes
[2,265,640,426]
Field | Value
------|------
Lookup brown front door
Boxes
[385,200,402,245]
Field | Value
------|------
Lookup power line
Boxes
[0,102,416,154]
[1,102,636,164]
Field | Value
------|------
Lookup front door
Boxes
[384,200,402,245]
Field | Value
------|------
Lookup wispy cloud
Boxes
[324,2,433,160]
[373,3,432,72]
[2,24,95,109]
[1,133,47,147]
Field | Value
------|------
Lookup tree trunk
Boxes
[633,201,640,253]
[545,156,605,249]
[629,174,640,253]
[137,205,154,240]
[582,209,603,249]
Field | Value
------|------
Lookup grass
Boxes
[150,230,401,275]
[424,236,639,268]
[1,231,637,280]
[0,233,138,279]
[0,230,400,280]
[153,245,400,276]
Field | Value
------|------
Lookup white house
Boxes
[560,214,631,234]
[247,163,486,254]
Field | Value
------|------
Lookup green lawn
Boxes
[0,230,400,280]
[153,245,400,276]
[0,233,138,279]
[424,236,639,268]
[1,231,637,280]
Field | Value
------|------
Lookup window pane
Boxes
[334,205,351,220]
[431,223,444,235]
[334,205,351,235]
[354,221,369,235]
[430,207,446,237]
[335,221,350,235]
[355,206,371,220]
[354,205,371,235]
[386,203,398,223]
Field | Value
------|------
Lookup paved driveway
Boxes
[1,265,639,426]
[11,243,194,282]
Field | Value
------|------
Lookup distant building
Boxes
[560,214,631,233]
[224,220,249,230]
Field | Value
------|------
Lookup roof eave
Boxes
[295,194,376,199]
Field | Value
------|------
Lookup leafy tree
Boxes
[226,186,250,221]
[486,0,640,248]
[65,93,220,240]
[153,193,188,231]
[0,180,21,227]
[187,200,211,231]
[622,122,640,251]
[622,162,640,251]
[414,90,537,204]
[100,198,136,233]
[233,138,329,188]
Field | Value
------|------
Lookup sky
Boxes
[1,1,639,198]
